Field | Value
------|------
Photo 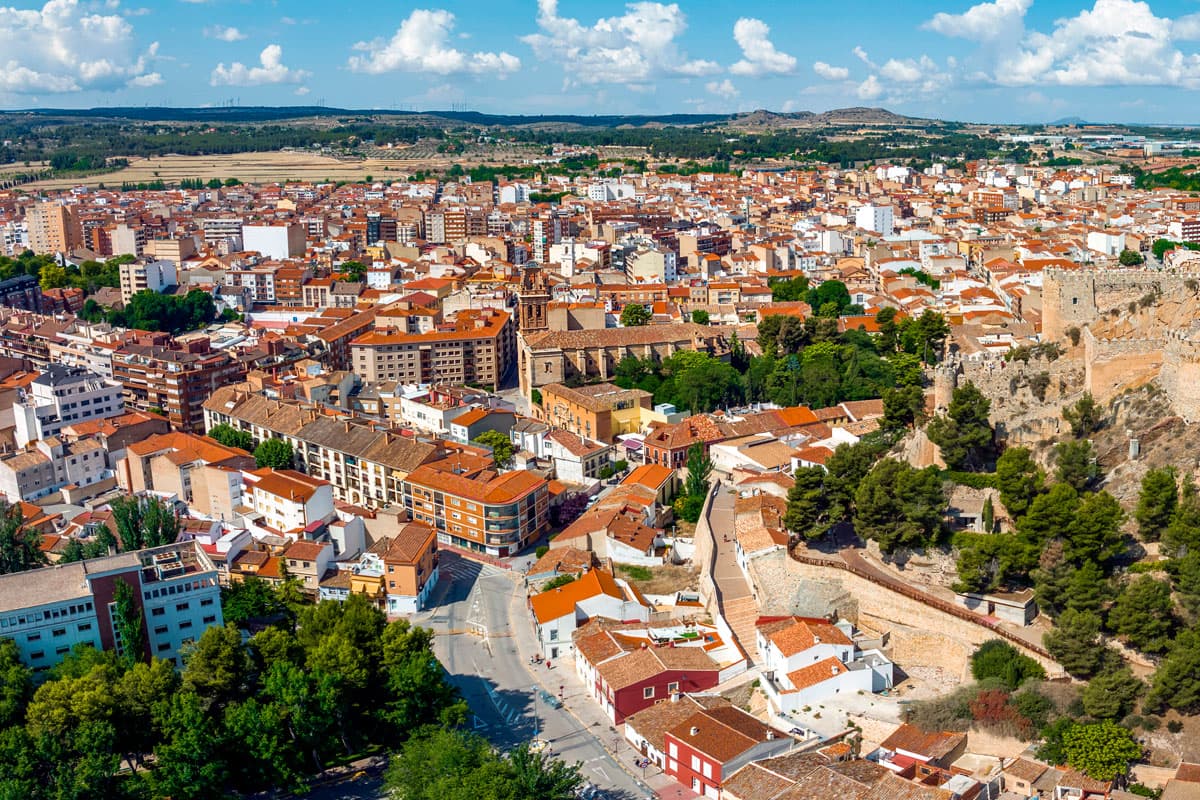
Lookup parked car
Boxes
[538,688,563,709]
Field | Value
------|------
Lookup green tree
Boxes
[1060,720,1141,781]
[339,260,367,281]
[784,467,831,540]
[875,306,899,352]
[1164,479,1200,558]
[1135,467,1177,542]
[995,446,1044,520]
[0,503,44,575]
[222,698,309,794]
[853,458,946,553]
[113,577,145,665]
[1145,627,1200,714]
[926,382,993,470]
[1064,491,1125,565]
[691,309,710,324]
[969,640,1045,690]
[619,303,651,327]
[0,639,32,729]
[379,620,468,736]
[981,495,995,533]
[1108,576,1176,654]
[684,443,713,499]
[221,577,284,626]
[881,384,925,431]
[899,310,950,363]
[1118,249,1145,266]
[183,624,251,707]
[39,262,69,290]
[770,275,809,302]
[207,423,254,452]
[825,437,888,521]
[109,495,180,551]
[1063,392,1102,438]
[508,741,584,800]
[115,657,180,770]
[1043,609,1111,679]
[474,430,515,469]
[152,692,229,800]
[1054,440,1099,492]
[254,438,294,469]
[806,280,851,316]
[1018,483,1081,565]
[384,727,511,800]
[1080,667,1143,721]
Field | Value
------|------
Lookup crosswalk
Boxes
[441,557,506,583]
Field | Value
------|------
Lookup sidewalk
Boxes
[507,584,688,800]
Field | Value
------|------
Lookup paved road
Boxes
[418,553,651,799]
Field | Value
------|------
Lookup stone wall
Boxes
[1043,268,1188,342]
[1083,327,1164,403]
[759,551,1062,675]
[1163,329,1200,422]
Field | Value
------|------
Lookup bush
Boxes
[535,546,549,559]
[971,640,1046,690]
[1167,719,1184,733]
[943,470,999,489]
[542,575,576,591]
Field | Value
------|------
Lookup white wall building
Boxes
[242,222,306,260]
[119,259,178,304]
[855,204,894,235]
[14,365,125,448]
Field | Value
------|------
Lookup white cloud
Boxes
[294,86,310,96]
[915,0,1200,89]
[729,17,796,76]
[210,44,309,86]
[857,74,883,100]
[0,0,160,94]
[522,0,719,87]
[128,71,162,87]
[349,9,519,76]
[812,61,849,81]
[706,78,739,100]
[203,25,245,42]
[853,46,875,68]
[925,0,1031,41]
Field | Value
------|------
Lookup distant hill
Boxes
[722,106,936,130]
[2,105,938,131]
[1050,116,1090,126]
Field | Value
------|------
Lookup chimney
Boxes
[689,726,699,736]
[767,730,776,740]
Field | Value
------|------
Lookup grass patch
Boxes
[619,565,654,582]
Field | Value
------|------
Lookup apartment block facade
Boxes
[0,541,223,671]
[112,337,246,433]
[351,308,515,391]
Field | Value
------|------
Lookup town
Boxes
[0,99,1199,800]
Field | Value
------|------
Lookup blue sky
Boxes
[6,0,1200,123]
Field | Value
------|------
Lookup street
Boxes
[418,553,652,799]
[300,552,655,799]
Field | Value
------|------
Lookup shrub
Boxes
[535,546,549,559]
[971,640,1046,690]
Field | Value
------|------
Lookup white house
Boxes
[242,468,335,535]
[14,365,125,448]
[529,568,651,661]
[756,616,894,715]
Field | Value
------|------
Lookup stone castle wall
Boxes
[1042,268,1192,342]
[1162,329,1200,422]
[1083,327,1164,403]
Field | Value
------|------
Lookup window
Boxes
[643,686,655,700]
[668,743,678,759]
[703,762,712,779]
[179,621,192,630]
[30,651,44,660]
[200,598,214,607]
[26,633,40,642]
[175,602,189,612]
[157,642,170,652]
[154,625,168,635]
[691,756,701,772]
[151,607,165,617]
[667,681,679,693]
[52,628,65,637]
[202,615,216,625]
[78,623,92,632]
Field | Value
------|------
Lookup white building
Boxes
[242,468,334,535]
[756,616,893,716]
[241,222,306,260]
[528,568,651,661]
[0,436,110,502]
[14,365,125,448]
[855,204,894,235]
[119,259,178,304]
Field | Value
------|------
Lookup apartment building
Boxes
[203,384,445,509]
[201,217,243,250]
[120,431,255,518]
[351,308,515,391]
[369,521,440,614]
[119,259,178,304]
[242,222,305,260]
[0,275,45,314]
[401,461,548,557]
[111,337,247,433]
[27,202,81,255]
[0,541,223,670]
[13,365,125,447]
[0,436,109,503]
[243,468,334,535]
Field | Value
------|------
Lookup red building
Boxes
[664,705,794,799]
[577,633,722,724]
